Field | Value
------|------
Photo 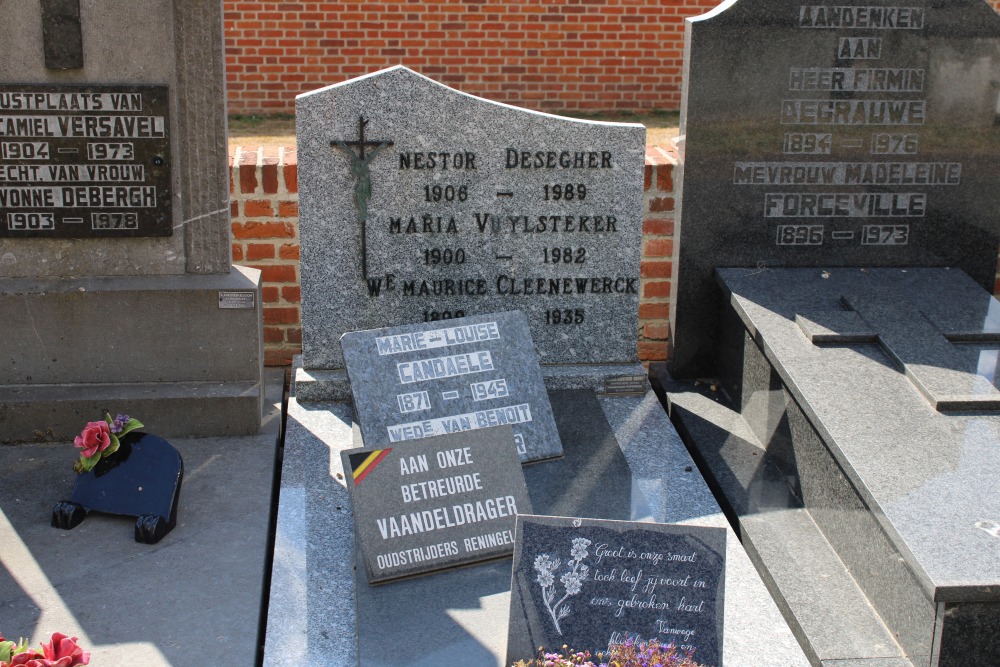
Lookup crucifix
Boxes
[331,116,394,280]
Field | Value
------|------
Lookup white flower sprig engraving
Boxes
[533,537,591,634]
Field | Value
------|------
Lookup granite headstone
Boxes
[297,66,645,374]
[341,425,532,584]
[506,515,726,667]
[341,310,563,463]
[670,0,1000,377]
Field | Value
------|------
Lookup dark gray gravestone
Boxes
[341,425,532,584]
[670,0,1000,377]
[297,65,645,376]
[341,310,562,463]
[506,515,726,667]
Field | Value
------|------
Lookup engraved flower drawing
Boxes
[533,537,591,634]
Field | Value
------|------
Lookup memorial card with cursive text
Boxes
[506,515,726,667]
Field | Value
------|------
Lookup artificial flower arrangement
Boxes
[0,632,89,667]
[72,412,143,474]
[513,638,710,667]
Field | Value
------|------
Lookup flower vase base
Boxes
[51,500,86,530]
[51,432,184,545]
[135,513,174,544]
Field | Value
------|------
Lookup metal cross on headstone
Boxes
[331,116,394,280]
[40,0,84,69]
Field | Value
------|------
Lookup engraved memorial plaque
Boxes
[0,84,171,238]
[342,426,532,584]
[341,310,563,463]
[671,1,1000,376]
[506,515,726,667]
[297,66,645,370]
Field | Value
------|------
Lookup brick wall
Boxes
[230,146,301,366]
[229,144,677,366]
[223,0,721,115]
[224,2,1000,116]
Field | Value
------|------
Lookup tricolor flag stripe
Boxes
[352,448,392,486]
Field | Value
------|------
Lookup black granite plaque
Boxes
[342,426,532,584]
[340,310,563,463]
[506,515,726,667]
[671,0,1000,377]
[0,84,171,238]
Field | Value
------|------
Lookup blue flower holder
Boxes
[52,432,183,544]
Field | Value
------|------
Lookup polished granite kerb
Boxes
[717,266,1000,601]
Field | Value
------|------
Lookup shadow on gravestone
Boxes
[523,391,632,520]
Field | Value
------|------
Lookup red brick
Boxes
[284,160,298,194]
[252,264,297,282]
[244,200,274,217]
[641,260,672,279]
[643,238,673,257]
[278,243,300,259]
[239,152,258,193]
[262,163,279,194]
[277,201,299,217]
[264,349,296,367]
[263,326,285,343]
[286,327,303,344]
[262,286,280,302]
[230,201,239,218]
[281,285,301,303]
[656,164,674,192]
[643,218,674,235]
[232,243,244,261]
[639,303,670,320]
[247,243,276,260]
[638,341,668,362]
[644,164,652,191]
[648,197,675,213]
[642,321,671,340]
[263,306,300,324]
[232,221,295,239]
[643,280,672,298]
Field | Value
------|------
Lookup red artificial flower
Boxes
[73,421,111,459]
[0,633,89,667]
[39,633,89,666]
[4,649,44,666]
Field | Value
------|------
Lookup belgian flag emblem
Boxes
[348,448,392,486]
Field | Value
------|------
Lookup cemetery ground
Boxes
[227,110,681,149]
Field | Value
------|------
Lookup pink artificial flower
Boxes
[73,421,111,459]
[4,649,44,667]
[39,633,89,666]
[1,634,89,667]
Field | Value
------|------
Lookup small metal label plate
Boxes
[218,291,255,309]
